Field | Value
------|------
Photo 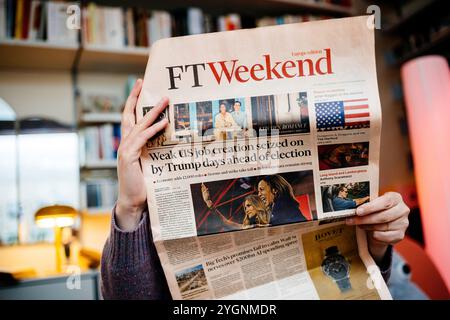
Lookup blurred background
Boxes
[0,0,449,299]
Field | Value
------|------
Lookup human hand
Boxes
[346,192,410,264]
[201,183,213,208]
[116,79,169,231]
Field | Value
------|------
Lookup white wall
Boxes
[0,70,74,125]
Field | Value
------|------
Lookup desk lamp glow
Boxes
[35,205,77,273]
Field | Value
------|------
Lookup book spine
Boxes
[102,124,114,160]
[125,7,135,47]
[113,123,121,158]
[97,6,105,46]
[187,7,204,35]
[14,0,23,39]
[21,0,30,39]
[0,0,6,39]
[87,3,96,45]
[45,1,56,42]
[6,0,14,38]
[36,0,45,40]
[27,0,39,40]
[81,5,88,44]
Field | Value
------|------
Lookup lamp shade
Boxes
[401,55,450,290]
[35,205,77,228]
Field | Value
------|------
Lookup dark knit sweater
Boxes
[101,207,392,300]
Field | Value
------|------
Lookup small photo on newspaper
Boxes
[191,171,316,235]
[302,224,381,300]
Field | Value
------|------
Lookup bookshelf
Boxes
[89,0,354,16]
[1,0,357,215]
[266,0,354,15]
[382,0,449,66]
[384,0,440,33]
[0,0,355,73]
[77,45,149,73]
[81,159,117,169]
[79,112,122,124]
[0,40,149,73]
[394,28,450,66]
[0,39,78,71]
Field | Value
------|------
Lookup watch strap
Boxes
[336,277,352,292]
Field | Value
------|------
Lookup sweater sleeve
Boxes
[100,206,172,300]
[377,245,393,284]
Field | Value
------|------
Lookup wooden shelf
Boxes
[77,45,149,74]
[395,28,450,66]
[1,1,354,73]
[269,0,354,15]
[0,39,149,73]
[0,39,78,71]
[384,0,442,33]
[82,159,117,169]
[80,112,122,124]
[81,207,113,215]
[93,0,354,16]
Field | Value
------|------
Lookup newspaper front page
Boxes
[136,15,391,300]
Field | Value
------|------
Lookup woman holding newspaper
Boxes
[101,79,411,300]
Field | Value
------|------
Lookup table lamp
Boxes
[34,205,77,273]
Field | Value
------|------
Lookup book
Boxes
[47,1,78,44]
[103,6,124,48]
[217,13,241,31]
[171,9,187,38]
[0,0,6,39]
[81,178,118,209]
[21,0,30,39]
[28,0,41,40]
[124,7,135,47]
[5,0,15,38]
[85,3,97,45]
[257,14,331,27]
[147,10,171,45]
[187,7,204,35]
[136,8,148,47]
[81,124,121,164]
[14,0,23,39]
[36,0,46,40]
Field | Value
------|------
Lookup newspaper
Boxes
[136,15,391,300]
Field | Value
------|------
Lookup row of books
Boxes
[82,5,242,48]
[0,1,241,47]
[308,0,352,6]
[256,14,333,27]
[81,6,333,49]
[0,0,78,44]
[386,22,450,65]
[79,124,121,165]
[80,178,118,209]
[1,1,352,47]
[82,4,168,48]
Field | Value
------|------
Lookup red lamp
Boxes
[401,55,450,291]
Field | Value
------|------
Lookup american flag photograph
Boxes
[315,99,370,131]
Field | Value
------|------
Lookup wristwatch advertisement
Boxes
[321,245,352,293]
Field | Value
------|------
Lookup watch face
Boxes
[322,256,349,280]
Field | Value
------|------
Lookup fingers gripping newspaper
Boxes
[136,16,391,300]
